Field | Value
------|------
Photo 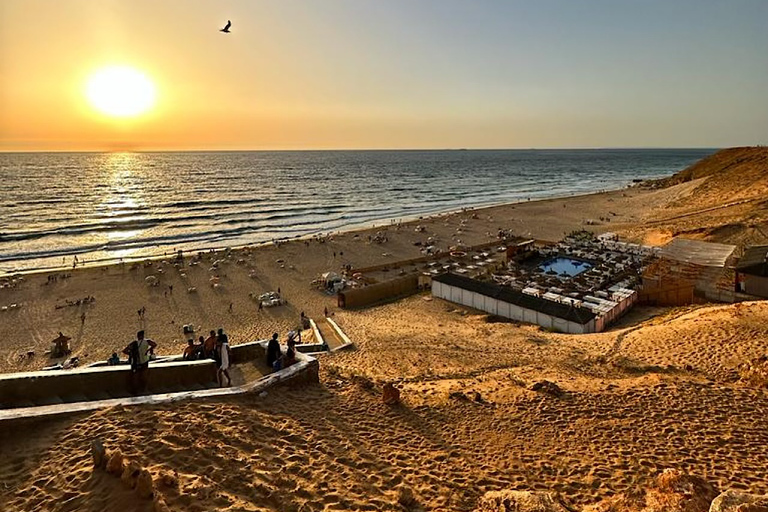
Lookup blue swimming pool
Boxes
[539,257,592,277]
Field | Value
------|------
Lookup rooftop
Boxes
[659,238,736,268]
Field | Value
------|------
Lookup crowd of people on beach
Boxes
[182,328,232,386]
[55,295,95,309]
[110,322,304,396]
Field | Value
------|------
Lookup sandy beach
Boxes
[1,147,767,511]
[4,170,759,374]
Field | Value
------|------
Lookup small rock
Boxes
[646,469,718,512]
[397,486,418,508]
[476,490,572,512]
[449,391,468,401]
[709,490,768,512]
[154,496,171,512]
[382,382,401,405]
[530,380,564,398]
[159,470,178,489]
[136,469,154,499]
[91,439,107,469]
[106,450,124,476]
[121,460,142,489]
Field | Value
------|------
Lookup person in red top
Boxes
[203,330,217,359]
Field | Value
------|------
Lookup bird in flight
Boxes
[220,20,231,33]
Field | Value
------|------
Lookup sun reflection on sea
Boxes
[98,153,146,253]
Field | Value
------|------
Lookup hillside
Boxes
[649,147,768,190]
[632,147,768,247]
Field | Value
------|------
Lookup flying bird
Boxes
[220,20,231,33]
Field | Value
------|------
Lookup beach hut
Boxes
[735,245,768,297]
[641,238,738,304]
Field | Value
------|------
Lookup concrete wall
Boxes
[0,339,321,412]
[0,360,218,409]
[639,279,696,306]
[230,340,267,365]
[1,343,321,421]
[339,274,419,309]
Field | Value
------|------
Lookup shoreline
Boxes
[1,182,639,277]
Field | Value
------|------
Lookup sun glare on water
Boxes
[86,66,156,118]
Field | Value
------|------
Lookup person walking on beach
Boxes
[216,330,232,387]
[123,330,157,395]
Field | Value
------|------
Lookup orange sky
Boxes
[1,1,766,151]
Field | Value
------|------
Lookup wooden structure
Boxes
[641,238,737,305]
[338,274,419,309]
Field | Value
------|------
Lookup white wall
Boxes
[432,281,597,334]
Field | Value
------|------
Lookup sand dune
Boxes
[1,373,766,511]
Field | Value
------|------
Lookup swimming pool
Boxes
[539,257,592,277]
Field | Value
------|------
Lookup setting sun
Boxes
[85,66,156,118]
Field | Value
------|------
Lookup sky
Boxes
[1,0,767,151]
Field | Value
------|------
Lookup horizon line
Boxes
[0,146,728,154]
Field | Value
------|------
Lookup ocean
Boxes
[0,149,715,272]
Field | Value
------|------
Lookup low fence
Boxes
[338,274,419,309]
[638,281,696,306]
[0,360,219,409]
[0,340,320,419]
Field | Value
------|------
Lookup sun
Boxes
[86,66,156,118]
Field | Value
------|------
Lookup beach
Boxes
[1,147,768,511]
[0,182,709,373]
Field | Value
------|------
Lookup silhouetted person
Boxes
[123,330,156,395]
[266,332,281,370]
[216,334,232,387]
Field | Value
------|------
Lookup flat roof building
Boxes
[432,272,635,334]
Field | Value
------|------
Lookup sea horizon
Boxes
[0,146,721,154]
